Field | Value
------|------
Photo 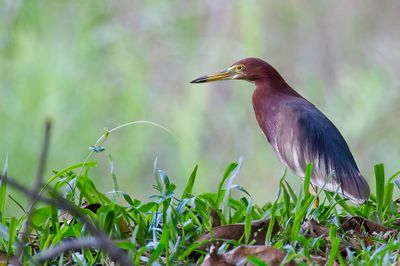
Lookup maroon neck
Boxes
[254,78,302,98]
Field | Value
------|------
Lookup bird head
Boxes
[190,57,280,84]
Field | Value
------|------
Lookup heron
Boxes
[191,57,370,204]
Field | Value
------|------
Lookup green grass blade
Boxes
[284,180,297,202]
[245,198,253,244]
[387,169,400,183]
[265,170,286,244]
[374,163,385,215]
[327,225,340,266]
[382,167,400,215]
[384,182,394,215]
[291,195,313,241]
[247,256,268,266]
[303,163,313,200]
[0,154,8,223]
[290,163,313,241]
[148,227,167,264]
[7,217,18,261]
[107,154,119,193]
[220,157,243,222]
[178,240,208,261]
[40,162,97,194]
[265,200,278,244]
[8,195,26,213]
[282,184,291,219]
[182,165,198,199]
[153,157,162,192]
[217,162,239,205]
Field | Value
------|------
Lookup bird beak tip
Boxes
[190,76,208,84]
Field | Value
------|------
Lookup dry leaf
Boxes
[210,208,222,228]
[58,203,102,224]
[196,218,279,252]
[201,245,295,266]
[302,219,329,239]
[341,216,398,237]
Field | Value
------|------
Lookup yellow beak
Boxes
[190,66,237,83]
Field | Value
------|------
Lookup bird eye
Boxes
[236,65,245,71]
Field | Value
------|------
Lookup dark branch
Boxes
[17,120,52,262]
[34,237,99,262]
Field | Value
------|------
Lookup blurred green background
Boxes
[1,1,400,213]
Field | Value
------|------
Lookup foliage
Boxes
[0,156,400,265]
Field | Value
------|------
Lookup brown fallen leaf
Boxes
[58,202,102,224]
[201,246,233,266]
[201,245,296,266]
[302,219,353,259]
[210,208,222,228]
[301,219,329,239]
[341,216,398,238]
[196,218,279,252]
[81,202,101,213]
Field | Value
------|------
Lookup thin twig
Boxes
[34,237,99,262]
[17,120,52,262]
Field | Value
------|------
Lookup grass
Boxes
[0,148,400,265]
[0,121,399,265]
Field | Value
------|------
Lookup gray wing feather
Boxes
[275,99,370,203]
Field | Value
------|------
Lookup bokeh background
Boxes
[1,1,400,213]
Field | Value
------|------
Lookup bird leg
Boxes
[309,184,319,208]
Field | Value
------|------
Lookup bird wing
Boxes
[274,98,370,203]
